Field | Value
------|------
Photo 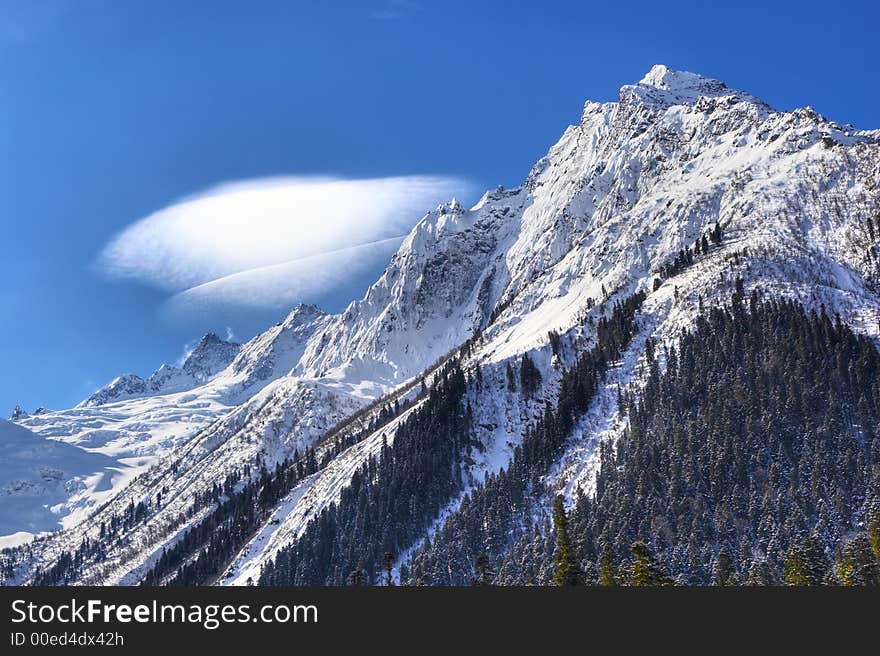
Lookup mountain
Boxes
[9,406,28,421]
[79,332,242,407]
[6,308,328,545]
[2,65,878,585]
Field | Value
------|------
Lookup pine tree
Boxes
[347,569,366,586]
[552,496,580,586]
[714,546,734,586]
[837,534,880,586]
[627,541,674,586]
[548,331,562,357]
[783,535,828,586]
[475,553,493,586]
[746,558,776,586]
[867,480,880,563]
[598,549,618,586]
[520,353,542,397]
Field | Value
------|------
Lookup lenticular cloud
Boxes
[163,236,405,319]
[98,175,469,294]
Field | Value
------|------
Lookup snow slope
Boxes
[0,420,123,547]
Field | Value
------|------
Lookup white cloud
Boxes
[162,236,405,319]
[99,175,469,292]
[176,339,198,366]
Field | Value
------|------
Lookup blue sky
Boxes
[1,0,878,412]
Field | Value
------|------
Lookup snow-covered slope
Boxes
[0,420,122,548]
[3,65,879,584]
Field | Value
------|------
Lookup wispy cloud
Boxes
[369,0,421,20]
[163,236,406,320]
[99,175,472,319]
[176,338,198,366]
[99,175,467,291]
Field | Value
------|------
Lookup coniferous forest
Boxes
[259,361,470,585]
[402,292,647,584]
[493,291,880,585]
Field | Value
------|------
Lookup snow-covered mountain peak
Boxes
[188,331,224,352]
[180,332,240,381]
[79,373,147,407]
[619,64,766,112]
[638,64,721,93]
[9,406,28,421]
[394,201,480,262]
[78,333,241,408]
[229,303,329,383]
[472,185,523,211]
[278,303,325,328]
